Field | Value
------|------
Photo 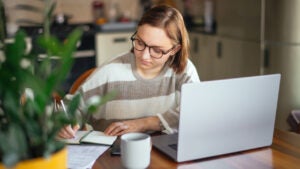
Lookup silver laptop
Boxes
[152,74,281,162]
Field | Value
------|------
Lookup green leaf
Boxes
[62,28,83,57]
[0,0,86,167]
[43,1,56,36]
[67,94,81,121]
[36,35,62,56]
[0,124,29,167]
[4,30,27,73]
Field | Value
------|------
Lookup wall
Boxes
[3,0,142,25]
[3,0,189,26]
[57,0,141,23]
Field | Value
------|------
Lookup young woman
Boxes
[58,5,200,138]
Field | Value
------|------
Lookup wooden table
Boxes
[92,130,300,169]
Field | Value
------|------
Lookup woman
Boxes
[59,5,200,138]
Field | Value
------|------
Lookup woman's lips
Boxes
[139,59,152,66]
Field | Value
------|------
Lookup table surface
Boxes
[92,130,300,169]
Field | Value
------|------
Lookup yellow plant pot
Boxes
[0,148,67,169]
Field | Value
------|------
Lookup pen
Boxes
[60,99,69,118]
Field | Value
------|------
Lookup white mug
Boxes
[121,133,151,169]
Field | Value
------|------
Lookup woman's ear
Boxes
[170,45,181,55]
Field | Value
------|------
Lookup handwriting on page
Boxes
[67,145,109,168]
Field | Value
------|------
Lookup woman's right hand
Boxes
[58,124,80,139]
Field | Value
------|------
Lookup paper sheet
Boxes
[67,145,110,169]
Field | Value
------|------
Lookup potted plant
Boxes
[0,0,113,168]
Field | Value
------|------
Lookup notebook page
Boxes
[81,131,117,145]
[58,130,91,144]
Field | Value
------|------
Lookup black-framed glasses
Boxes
[130,32,176,59]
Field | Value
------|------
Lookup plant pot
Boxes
[0,148,67,169]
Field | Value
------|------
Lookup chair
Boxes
[69,68,96,94]
[52,67,96,105]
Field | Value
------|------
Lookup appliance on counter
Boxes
[20,23,96,93]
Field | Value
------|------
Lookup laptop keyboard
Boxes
[168,144,178,151]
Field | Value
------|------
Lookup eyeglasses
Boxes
[130,32,176,59]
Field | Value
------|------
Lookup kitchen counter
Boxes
[95,22,136,33]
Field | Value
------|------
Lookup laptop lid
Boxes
[152,74,281,162]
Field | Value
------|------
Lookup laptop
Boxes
[152,74,281,162]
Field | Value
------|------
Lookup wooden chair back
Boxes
[69,68,96,94]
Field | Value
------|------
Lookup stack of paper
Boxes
[67,145,109,169]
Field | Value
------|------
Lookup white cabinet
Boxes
[96,31,133,66]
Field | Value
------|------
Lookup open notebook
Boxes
[58,130,117,145]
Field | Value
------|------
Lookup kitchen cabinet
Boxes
[264,45,300,130]
[96,31,133,66]
[190,0,262,81]
[212,36,261,80]
[263,0,300,131]
[189,33,260,81]
[216,0,261,41]
[190,0,300,132]
[189,33,216,81]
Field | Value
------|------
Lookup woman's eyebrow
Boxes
[136,34,164,48]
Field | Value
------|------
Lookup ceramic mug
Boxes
[120,133,151,169]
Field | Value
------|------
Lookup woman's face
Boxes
[133,24,176,76]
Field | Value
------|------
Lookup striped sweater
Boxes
[78,52,200,134]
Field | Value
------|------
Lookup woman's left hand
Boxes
[104,119,145,136]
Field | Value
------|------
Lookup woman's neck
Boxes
[136,67,162,79]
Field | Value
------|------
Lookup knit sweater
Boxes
[78,52,200,134]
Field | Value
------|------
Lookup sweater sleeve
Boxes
[157,60,200,134]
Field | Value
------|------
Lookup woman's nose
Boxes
[141,46,151,59]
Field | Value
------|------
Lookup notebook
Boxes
[152,74,281,162]
[58,130,117,145]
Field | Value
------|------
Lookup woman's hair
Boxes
[137,5,190,74]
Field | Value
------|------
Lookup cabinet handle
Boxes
[113,37,128,43]
[193,37,198,53]
[217,41,222,58]
[264,47,270,68]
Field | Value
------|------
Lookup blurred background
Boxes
[1,0,300,135]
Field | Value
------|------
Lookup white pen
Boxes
[60,99,68,117]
